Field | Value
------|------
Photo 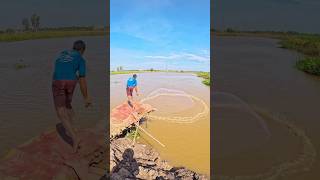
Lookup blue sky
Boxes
[110,0,210,71]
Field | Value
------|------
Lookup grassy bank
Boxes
[0,29,105,42]
[196,72,210,86]
[296,57,320,75]
[110,70,191,75]
[111,70,211,86]
[110,70,160,75]
[215,29,320,76]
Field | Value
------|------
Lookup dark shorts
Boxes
[52,80,77,109]
[126,87,134,96]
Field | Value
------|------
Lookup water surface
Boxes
[110,72,210,176]
[0,36,107,157]
[213,36,320,179]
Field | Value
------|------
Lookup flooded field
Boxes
[213,36,320,179]
[0,36,107,157]
[110,72,210,176]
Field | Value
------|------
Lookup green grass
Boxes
[110,70,157,75]
[110,69,192,75]
[125,127,140,140]
[196,72,210,86]
[14,63,28,70]
[279,35,320,56]
[296,57,320,75]
[0,30,105,42]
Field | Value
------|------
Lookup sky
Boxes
[110,0,210,72]
[213,0,320,33]
[1,0,320,33]
[0,0,107,29]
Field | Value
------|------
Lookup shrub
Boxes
[296,57,320,75]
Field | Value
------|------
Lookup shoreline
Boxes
[110,136,208,179]
[0,29,106,42]
[214,30,320,76]
[111,70,210,86]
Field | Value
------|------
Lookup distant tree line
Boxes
[22,13,40,32]
[116,66,124,71]
[0,13,106,34]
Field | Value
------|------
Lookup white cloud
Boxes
[112,17,173,45]
[145,52,210,62]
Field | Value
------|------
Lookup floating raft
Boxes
[110,101,154,139]
[0,126,106,180]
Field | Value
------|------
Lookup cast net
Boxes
[140,88,209,124]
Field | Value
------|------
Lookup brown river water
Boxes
[110,72,211,176]
[2,35,320,179]
[0,36,107,157]
[213,36,320,179]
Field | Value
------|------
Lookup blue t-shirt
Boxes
[53,50,86,80]
[127,77,137,87]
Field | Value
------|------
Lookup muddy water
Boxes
[110,72,210,176]
[0,36,107,157]
[213,36,320,179]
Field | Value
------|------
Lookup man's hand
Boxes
[136,92,139,96]
[84,97,92,108]
[79,77,91,108]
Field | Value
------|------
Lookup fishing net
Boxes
[140,88,209,124]
[212,91,316,180]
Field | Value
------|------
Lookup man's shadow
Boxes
[111,148,139,179]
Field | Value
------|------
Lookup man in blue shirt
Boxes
[126,74,139,105]
[52,40,91,153]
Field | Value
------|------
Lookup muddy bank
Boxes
[109,137,208,180]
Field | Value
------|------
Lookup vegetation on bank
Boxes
[296,57,320,75]
[0,29,105,42]
[110,69,161,75]
[126,127,141,140]
[196,72,210,86]
[214,28,320,76]
[1,13,106,42]
[111,70,211,86]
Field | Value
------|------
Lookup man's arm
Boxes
[79,77,91,107]
[135,86,139,96]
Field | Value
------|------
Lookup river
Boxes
[0,36,107,157]
[213,36,320,179]
[110,72,210,176]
